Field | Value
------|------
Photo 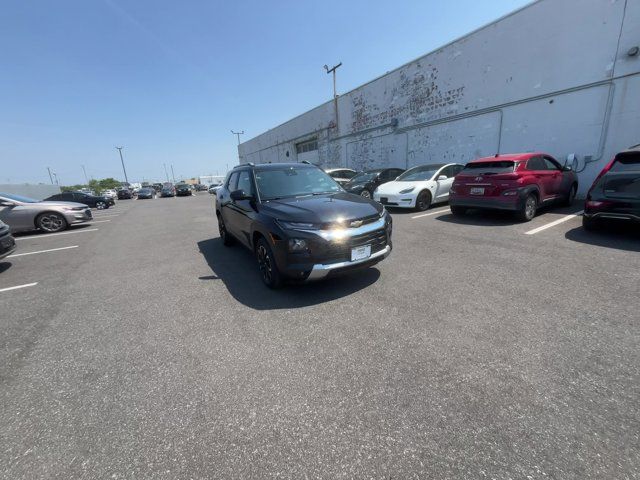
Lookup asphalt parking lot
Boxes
[1,193,639,479]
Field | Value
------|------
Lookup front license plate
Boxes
[470,187,485,195]
[351,244,371,261]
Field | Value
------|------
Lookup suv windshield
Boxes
[462,161,515,174]
[255,166,341,200]
[1,193,38,203]
[396,165,443,182]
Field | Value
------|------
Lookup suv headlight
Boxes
[277,220,320,231]
[399,187,415,194]
[378,206,386,217]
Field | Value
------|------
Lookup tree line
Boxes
[61,178,122,193]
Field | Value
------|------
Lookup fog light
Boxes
[288,238,308,252]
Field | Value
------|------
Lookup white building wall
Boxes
[239,0,640,194]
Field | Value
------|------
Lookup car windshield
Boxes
[255,166,342,200]
[396,165,443,181]
[1,192,39,203]
[350,171,381,183]
[462,161,516,174]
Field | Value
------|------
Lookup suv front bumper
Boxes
[306,244,391,280]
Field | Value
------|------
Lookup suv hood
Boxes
[261,192,382,223]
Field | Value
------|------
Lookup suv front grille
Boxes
[320,228,388,264]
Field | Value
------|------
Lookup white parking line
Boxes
[91,214,119,218]
[525,211,584,235]
[15,228,98,240]
[0,282,38,293]
[90,220,111,223]
[411,208,451,219]
[8,245,78,257]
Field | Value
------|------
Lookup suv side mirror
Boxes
[437,175,448,181]
[230,189,253,201]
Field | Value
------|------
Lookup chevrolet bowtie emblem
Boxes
[475,176,483,181]
[350,220,363,228]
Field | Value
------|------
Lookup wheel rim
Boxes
[360,190,371,198]
[525,196,536,219]
[97,202,105,209]
[257,245,272,284]
[40,214,64,232]
[417,193,428,210]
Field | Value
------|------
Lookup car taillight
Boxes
[589,157,616,190]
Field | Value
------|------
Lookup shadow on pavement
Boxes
[0,262,12,273]
[565,222,640,253]
[197,238,380,310]
[435,203,585,227]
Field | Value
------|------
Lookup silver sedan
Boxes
[0,192,93,233]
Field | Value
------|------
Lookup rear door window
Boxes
[543,157,561,170]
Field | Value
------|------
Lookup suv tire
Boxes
[256,237,283,289]
[415,190,432,211]
[582,215,600,231]
[450,206,467,216]
[517,193,538,222]
[218,214,235,246]
[563,184,577,207]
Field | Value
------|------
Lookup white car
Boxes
[208,184,223,195]
[373,163,464,211]
[101,189,117,199]
[325,168,358,186]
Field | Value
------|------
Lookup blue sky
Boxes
[1,0,530,185]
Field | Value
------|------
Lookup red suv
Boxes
[449,153,578,221]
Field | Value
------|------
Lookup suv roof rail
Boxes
[300,160,312,165]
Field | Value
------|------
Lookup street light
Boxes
[116,146,129,185]
[324,62,342,132]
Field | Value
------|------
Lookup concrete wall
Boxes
[239,0,640,194]
[0,184,61,200]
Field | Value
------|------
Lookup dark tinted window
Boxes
[463,161,515,174]
[543,157,560,170]
[451,165,464,176]
[236,170,254,195]
[227,172,239,191]
[397,164,444,181]
[526,156,545,171]
[611,153,640,172]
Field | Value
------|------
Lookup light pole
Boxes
[81,165,89,185]
[47,167,54,185]
[116,147,129,185]
[163,163,169,182]
[231,130,244,145]
[324,62,342,133]
[52,172,59,185]
[170,165,176,183]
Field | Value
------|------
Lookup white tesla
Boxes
[373,163,464,211]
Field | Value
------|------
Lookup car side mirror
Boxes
[230,189,253,201]
[0,201,16,207]
[437,175,448,181]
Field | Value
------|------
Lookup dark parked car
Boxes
[45,191,112,209]
[161,186,176,197]
[216,163,392,288]
[152,183,163,192]
[137,187,156,199]
[194,184,208,192]
[583,146,640,230]
[343,168,405,198]
[325,168,358,186]
[0,219,16,260]
[175,184,193,196]
[117,189,134,200]
[449,153,578,221]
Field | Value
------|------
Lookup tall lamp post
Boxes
[324,62,342,133]
[116,146,129,185]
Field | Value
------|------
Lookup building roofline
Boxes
[241,0,542,147]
